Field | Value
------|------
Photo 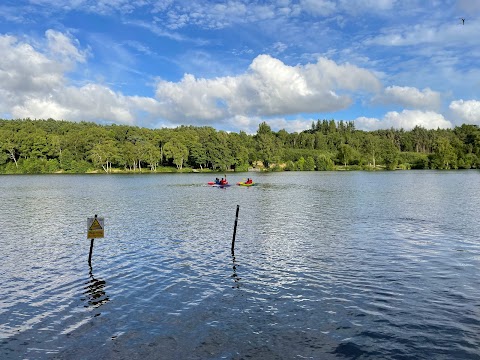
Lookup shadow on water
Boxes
[81,265,109,308]
[332,342,372,359]
[231,255,241,289]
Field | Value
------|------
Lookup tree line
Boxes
[1,118,480,174]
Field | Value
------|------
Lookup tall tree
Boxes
[432,137,457,169]
[255,122,277,168]
[338,144,354,167]
[0,129,20,167]
[90,141,118,173]
[163,139,189,169]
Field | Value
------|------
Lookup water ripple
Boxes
[1,172,480,359]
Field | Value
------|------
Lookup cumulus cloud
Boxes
[355,109,453,131]
[11,97,69,121]
[225,115,313,134]
[0,29,404,133]
[0,31,141,124]
[10,84,145,125]
[6,28,460,135]
[155,54,381,123]
[449,99,480,124]
[261,117,314,133]
[374,86,441,110]
[0,34,64,95]
[0,29,383,128]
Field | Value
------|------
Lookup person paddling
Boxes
[220,174,228,185]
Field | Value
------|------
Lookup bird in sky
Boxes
[460,18,465,25]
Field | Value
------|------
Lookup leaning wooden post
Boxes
[231,205,240,255]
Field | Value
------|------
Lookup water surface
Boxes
[1,171,480,359]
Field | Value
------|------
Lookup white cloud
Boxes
[155,54,381,123]
[339,0,396,14]
[449,99,480,125]
[155,74,232,122]
[6,27,463,134]
[0,29,383,128]
[272,41,288,54]
[374,86,441,110]
[225,115,313,134]
[11,98,69,120]
[161,1,274,30]
[123,19,186,42]
[365,25,436,47]
[11,84,138,125]
[300,0,336,16]
[82,0,144,15]
[262,117,313,133]
[0,34,64,95]
[456,0,480,14]
[303,57,382,92]
[123,40,153,55]
[46,29,87,64]
[299,0,399,19]
[0,31,139,124]
[365,20,480,48]
[355,109,453,131]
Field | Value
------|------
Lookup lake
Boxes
[1,171,480,359]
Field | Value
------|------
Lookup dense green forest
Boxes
[1,118,480,174]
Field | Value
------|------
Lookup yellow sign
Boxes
[87,217,104,238]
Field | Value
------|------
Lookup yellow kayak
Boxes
[236,182,255,186]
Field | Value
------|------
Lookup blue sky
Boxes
[1,0,479,133]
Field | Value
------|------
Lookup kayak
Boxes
[208,182,231,187]
[236,182,255,186]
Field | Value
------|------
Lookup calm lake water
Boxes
[1,171,480,359]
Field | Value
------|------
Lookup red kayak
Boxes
[207,182,231,187]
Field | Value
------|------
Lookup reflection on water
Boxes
[82,265,109,308]
[231,256,241,289]
[1,172,480,359]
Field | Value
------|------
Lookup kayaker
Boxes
[215,178,220,184]
[220,178,227,185]
[246,178,253,184]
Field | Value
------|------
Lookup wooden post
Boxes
[231,205,239,255]
[88,238,94,265]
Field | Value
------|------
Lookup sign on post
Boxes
[87,216,104,239]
